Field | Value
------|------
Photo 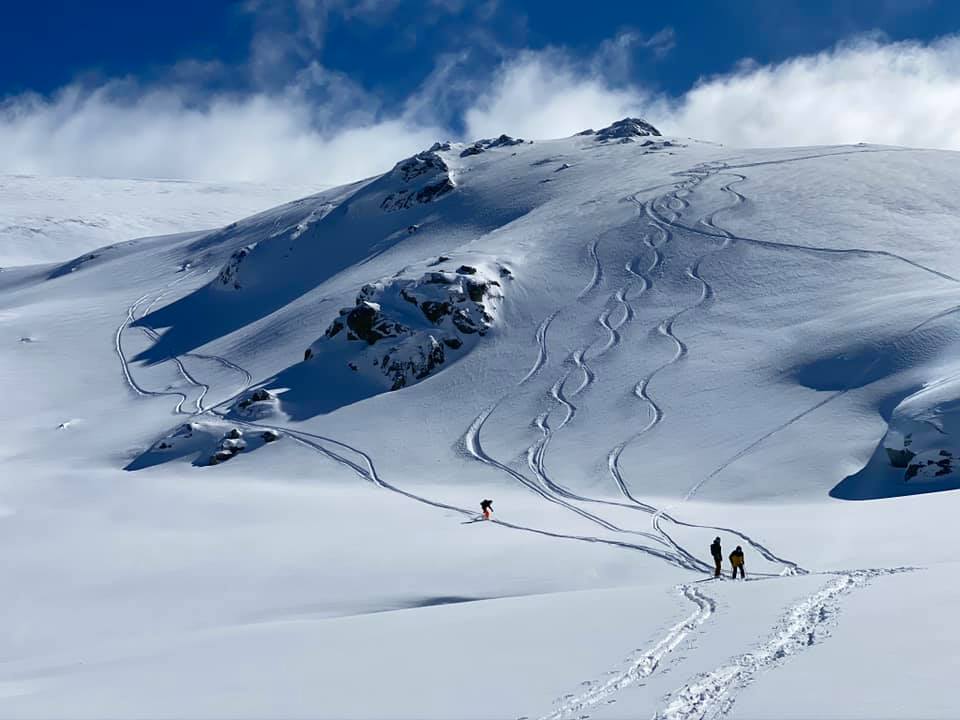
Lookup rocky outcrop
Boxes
[592,117,661,143]
[215,245,255,290]
[381,151,455,212]
[313,262,505,391]
[460,134,526,158]
[883,413,960,484]
[209,428,246,465]
[905,450,954,481]
[234,388,279,419]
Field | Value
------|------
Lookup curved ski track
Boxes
[110,147,920,720]
[654,568,911,720]
[541,583,716,720]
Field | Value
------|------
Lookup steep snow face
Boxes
[6,120,960,718]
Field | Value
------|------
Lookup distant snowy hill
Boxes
[0,174,321,266]
[2,119,960,719]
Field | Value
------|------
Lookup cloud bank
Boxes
[3,35,960,185]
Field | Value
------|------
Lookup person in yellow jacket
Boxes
[729,546,745,579]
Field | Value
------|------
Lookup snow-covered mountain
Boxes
[2,119,960,719]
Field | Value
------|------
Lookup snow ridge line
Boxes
[540,584,716,720]
[654,568,911,720]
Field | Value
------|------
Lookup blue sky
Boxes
[1,1,959,183]
[1,1,951,99]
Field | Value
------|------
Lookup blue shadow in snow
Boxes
[830,441,960,500]
[252,354,388,421]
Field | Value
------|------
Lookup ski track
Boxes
[461,401,695,548]
[654,569,911,720]
[520,310,560,385]
[117,270,251,416]
[109,148,917,720]
[606,166,808,576]
[681,166,960,500]
[578,239,604,300]
[115,292,190,414]
[541,584,716,720]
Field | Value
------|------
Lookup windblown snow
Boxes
[2,118,960,719]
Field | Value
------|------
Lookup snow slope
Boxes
[2,121,960,718]
[0,174,320,266]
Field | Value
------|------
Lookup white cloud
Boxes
[660,35,960,148]
[4,35,960,185]
[464,50,649,140]
[0,82,442,185]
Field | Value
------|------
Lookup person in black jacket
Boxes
[710,537,722,577]
[480,499,493,520]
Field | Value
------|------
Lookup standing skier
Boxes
[480,499,493,521]
[729,545,745,579]
[710,537,723,578]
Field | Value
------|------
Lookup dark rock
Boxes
[940,449,952,456]
[456,265,477,275]
[452,309,479,334]
[421,300,452,324]
[443,337,463,349]
[304,347,316,360]
[225,428,242,440]
[594,117,661,142]
[344,302,406,345]
[460,144,484,158]
[261,430,280,443]
[239,388,274,410]
[216,245,254,290]
[428,255,450,267]
[906,463,921,480]
[395,151,448,182]
[382,336,445,390]
[209,449,237,466]
[416,178,455,203]
[466,279,488,302]
[886,447,916,469]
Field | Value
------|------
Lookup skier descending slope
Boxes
[480,499,493,520]
[710,537,723,578]
[730,546,746,579]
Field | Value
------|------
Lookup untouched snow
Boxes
[2,121,960,718]
[0,174,320,266]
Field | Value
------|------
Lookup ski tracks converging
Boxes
[654,569,912,720]
[541,584,716,720]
